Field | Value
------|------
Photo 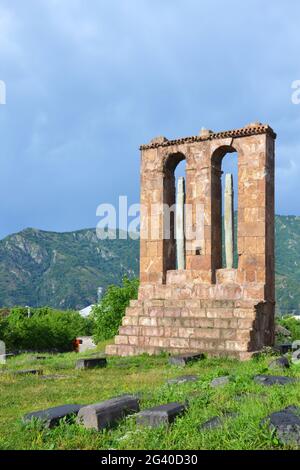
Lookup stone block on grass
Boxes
[167,375,199,385]
[268,356,290,370]
[13,369,43,376]
[77,395,139,430]
[75,358,107,370]
[169,354,205,367]
[254,375,296,386]
[261,406,300,446]
[23,404,83,429]
[275,344,293,355]
[136,403,186,428]
[210,376,230,388]
[199,412,238,431]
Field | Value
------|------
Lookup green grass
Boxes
[0,343,300,450]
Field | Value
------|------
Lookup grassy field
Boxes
[0,343,300,450]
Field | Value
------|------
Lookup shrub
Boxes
[92,277,139,342]
[278,316,300,342]
[0,307,91,352]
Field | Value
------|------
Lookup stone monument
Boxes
[106,123,276,360]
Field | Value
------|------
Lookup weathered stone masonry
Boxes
[106,123,276,360]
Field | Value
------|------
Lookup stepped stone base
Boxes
[106,274,275,360]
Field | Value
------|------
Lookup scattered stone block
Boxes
[199,412,238,430]
[30,355,48,361]
[292,340,300,351]
[275,344,293,355]
[13,369,43,376]
[167,375,199,385]
[169,354,205,367]
[136,402,186,428]
[269,356,290,370]
[200,416,223,430]
[254,375,297,386]
[211,376,230,388]
[292,349,300,365]
[275,325,291,338]
[261,406,300,446]
[77,395,139,430]
[23,404,83,428]
[75,357,107,370]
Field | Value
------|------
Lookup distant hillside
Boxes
[0,228,139,310]
[0,215,299,313]
[275,215,300,314]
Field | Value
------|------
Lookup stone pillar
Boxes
[176,177,185,270]
[224,173,234,269]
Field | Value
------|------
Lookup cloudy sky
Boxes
[0,0,299,239]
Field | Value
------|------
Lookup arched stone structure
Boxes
[211,144,237,275]
[106,123,276,360]
[163,152,186,275]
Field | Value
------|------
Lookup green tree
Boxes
[278,316,300,342]
[92,277,139,342]
[1,307,91,352]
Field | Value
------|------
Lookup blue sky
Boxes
[0,0,300,239]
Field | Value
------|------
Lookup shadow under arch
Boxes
[211,144,238,278]
[163,151,187,281]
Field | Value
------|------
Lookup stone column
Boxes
[176,177,185,270]
[224,173,234,269]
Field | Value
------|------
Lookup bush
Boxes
[278,316,300,342]
[0,307,91,352]
[92,277,139,342]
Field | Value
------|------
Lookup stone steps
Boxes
[105,343,251,360]
[123,302,256,322]
[119,317,256,332]
[121,315,255,330]
[115,328,253,346]
[115,309,255,356]
[106,296,271,360]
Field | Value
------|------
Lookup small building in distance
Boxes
[79,305,94,318]
[79,286,104,319]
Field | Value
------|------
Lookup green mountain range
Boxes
[0,228,139,310]
[0,215,299,313]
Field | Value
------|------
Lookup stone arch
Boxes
[162,151,187,279]
[164,151,186,173]
[211,144,238,276]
